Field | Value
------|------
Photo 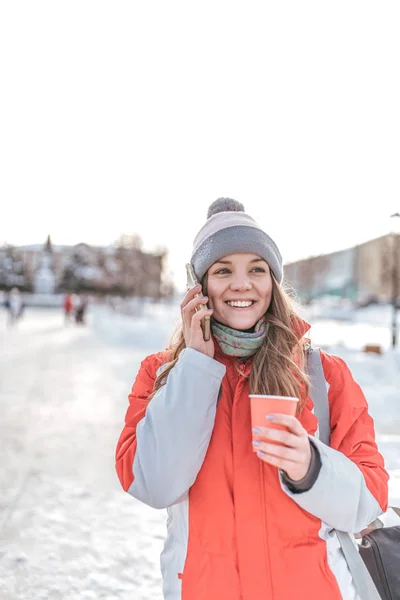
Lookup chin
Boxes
[231,319,258,331]
[218,313,260,331]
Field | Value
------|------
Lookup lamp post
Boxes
[390,212,400,348]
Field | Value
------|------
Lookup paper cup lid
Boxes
[249,395,299,402]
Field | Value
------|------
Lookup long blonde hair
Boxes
[150,275,310,410]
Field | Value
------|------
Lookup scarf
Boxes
[211,318,268,358]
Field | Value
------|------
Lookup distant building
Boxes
[0,238,168,298]
[284,234,399,305]
[33,239,56,294]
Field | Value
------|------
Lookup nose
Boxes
[230,277,252,292]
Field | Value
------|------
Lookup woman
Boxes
[116,198,389,600]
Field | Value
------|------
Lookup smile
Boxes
[226,300,255,308]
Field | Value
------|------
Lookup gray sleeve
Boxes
[129,348,226,509]
[279,436,384,532]
[280,439,322,493]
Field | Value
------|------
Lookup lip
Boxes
[225,299,256,303]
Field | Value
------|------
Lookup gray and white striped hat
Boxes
[191,198,283,282]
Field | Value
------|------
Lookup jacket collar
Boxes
[291,315,311,340]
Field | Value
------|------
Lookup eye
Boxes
[251,267,266,273]
[213,268,231,275]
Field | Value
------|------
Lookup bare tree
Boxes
[115,234,143,250]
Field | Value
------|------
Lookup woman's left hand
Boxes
[252,414,312,481]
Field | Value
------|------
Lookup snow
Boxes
[0,300,399,599]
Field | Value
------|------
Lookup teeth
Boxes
[227,301,253,308]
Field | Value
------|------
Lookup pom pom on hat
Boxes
[207,198,245,219]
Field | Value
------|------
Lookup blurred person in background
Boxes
[63,292,74,323]
[75,294,88,324]
[116,198,389,600]
[6,287,24,326]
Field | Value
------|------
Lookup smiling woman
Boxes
[206,254,273,331]
[116,198,389,600]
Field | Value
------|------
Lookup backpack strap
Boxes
[307,347,382,600]
[306,347,330,446]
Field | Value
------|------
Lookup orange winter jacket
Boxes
[116,324,389,600]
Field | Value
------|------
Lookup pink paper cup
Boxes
[249,394,299,451]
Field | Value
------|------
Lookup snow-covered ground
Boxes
[0,300,399,600]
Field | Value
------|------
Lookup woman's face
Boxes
[206,253,273,331]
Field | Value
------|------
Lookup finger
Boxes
[182,295,208,319]
[256,450,297,471]
[180,285,202,310]
[187,295,209,311]
[253,427,300,448]
[182,296,209,324]
[253,440,302,461]
[183,294,209,312]
[191,307,213,330]
[264,414,304,435]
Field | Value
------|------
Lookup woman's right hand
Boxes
[181,285,214,358]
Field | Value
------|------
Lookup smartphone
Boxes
[185,263,211,341]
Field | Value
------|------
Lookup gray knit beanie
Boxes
[191,198,283,282]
